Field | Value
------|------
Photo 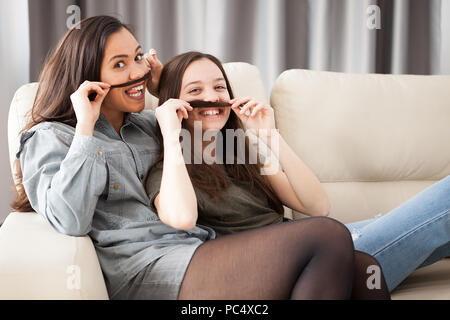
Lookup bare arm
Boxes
[261,131,330,216]
[156,139,198,229]
[230,97,330,217]
[154,99,198,230]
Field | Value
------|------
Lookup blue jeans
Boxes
[345,175,450,292]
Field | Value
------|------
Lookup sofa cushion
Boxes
[270,69,450,223]
[392,258,450,300]
[0,212,109,299]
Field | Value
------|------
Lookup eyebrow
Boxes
[108,45,142,63]
[183,77,226,90]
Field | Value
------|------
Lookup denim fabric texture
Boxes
[17,110,216,299]
[346,175,450,291]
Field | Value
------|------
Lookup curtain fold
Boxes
[28,0,449,91]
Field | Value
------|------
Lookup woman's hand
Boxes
[230,97,276,135]
[145,48,163,97]
[155,99,193,142]
[70,81,110,136]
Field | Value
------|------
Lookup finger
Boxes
[176,110,184,122]
[185,104,194,112]
[179,106,189,119]
[89,81,111,89]
[92,86,109,102]
[250,104,266,117]
[231,105,246,120]
[230,97,249,109]
[177,99,192,110]
[240,100,257,115]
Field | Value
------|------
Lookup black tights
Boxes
[178,217,390,300]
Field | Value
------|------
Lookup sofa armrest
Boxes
[0,212,108,299]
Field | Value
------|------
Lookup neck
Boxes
[101,107,124,135]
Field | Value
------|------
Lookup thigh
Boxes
[178,217,354,300]
[113,244,201,300]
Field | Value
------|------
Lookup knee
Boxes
[308,216,355,250]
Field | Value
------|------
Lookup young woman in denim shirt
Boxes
[12,16,389,300]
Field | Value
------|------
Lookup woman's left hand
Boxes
[145,48,163,97]
[230,97,276,134]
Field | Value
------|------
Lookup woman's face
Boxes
[179,58,231,132]
[100,27,149,116]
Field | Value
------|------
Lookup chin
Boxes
[124,101,146,114]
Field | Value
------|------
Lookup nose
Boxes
[202,88,220,102]
[130,63,148,80]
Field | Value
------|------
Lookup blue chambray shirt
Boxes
[17,110,215,298]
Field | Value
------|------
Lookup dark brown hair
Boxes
[157,51,284,215]
[11,16,132,212]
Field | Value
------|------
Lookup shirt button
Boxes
[114,184,120,190]
[140,174,144,180]
[98,151,103,157]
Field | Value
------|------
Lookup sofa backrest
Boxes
[270,69,450,223]
[8,62,268,185]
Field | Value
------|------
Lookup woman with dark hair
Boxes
[143,51,391,300]
[147,51,449,296]
[13,16,388,300]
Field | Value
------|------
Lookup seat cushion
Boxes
[0,212,109,299]
[270,69,450,223]
[391,258,450,300]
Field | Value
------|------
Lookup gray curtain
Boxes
[28,0,449,91]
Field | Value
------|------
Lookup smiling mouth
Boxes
[198,108,224,118]
[125,82,145,98]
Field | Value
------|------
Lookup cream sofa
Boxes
[1,62,449,299]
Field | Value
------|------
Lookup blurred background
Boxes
[1,0,450,222]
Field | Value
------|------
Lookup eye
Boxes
[188,88,200,94]
[135,53,144,61]
[114,61,125,68]
[216,85,226,90]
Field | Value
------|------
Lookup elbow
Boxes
[172,219,197,231]
[47,214,91,237]
[317,199,331,217]
[158,204,198,231]
[51,221,90,237]
[161,214,197,230]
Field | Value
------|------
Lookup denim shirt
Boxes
[17,110,215,298]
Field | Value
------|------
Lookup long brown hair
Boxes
[11,16,132,212]
[157,51,284,215]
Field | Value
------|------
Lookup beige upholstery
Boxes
[270,69,450,299]
[1,62,449,299]
[271,69,450,223]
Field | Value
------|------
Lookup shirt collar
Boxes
[94,112,133,139]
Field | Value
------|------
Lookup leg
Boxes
[418,242,450,268]
[179,216,356,300]
[351,251,390,300]
[347,175,450,291]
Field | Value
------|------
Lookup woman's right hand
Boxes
[70,81,111,136]
[155,99,193,142]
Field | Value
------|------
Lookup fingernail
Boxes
[150,49,156,55]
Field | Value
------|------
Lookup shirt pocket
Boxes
[137,148,161,179]
[104,150,124,201]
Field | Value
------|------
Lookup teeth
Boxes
[202,110,219,116]
[131,84,144,91]
[129,91,143,97]
[127,84,144,98]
